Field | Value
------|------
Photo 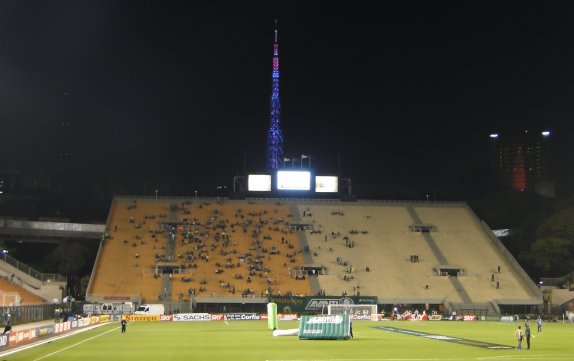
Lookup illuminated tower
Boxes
[489,130,552,194]
[267,20,284,170]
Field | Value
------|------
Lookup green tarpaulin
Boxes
[299,313,350,340]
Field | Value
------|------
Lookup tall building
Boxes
[489,130,553,196]
[267,20,284,171]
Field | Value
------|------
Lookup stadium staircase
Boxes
[0,255,64,305]
[160,204,180,301]
[292,204,321,296]
[406,206,448,264]
[406,205,473,304]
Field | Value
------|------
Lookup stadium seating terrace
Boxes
[300,202,538,311]
[88,198,311,303]
[0,278,47,306]
[87,197,541,313]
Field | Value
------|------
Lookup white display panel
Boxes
[248,174,272,191]
[276,171,311,191]
[315,176,338,193]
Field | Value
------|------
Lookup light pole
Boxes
[425,194,429,204]
[217,185,227,196]
[155,189,158,200]
[194,190,198,200]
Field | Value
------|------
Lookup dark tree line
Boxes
[469,187,574,281]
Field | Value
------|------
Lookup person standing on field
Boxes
[349,320,353,339]
[514,325,523,350]
[536,316,542,333]
[524,322,531,349]
[121,318,127,333]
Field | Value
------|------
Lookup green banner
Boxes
[299,313,350,340]
[269,296,377,313]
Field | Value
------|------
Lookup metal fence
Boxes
[0,219,105,234]
[1,253,65,282]
[0,304,57,326]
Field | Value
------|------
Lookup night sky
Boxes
[1,2,573,200]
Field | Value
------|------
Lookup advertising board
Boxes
[299,314,350,340]
[224,313,261,321]
[248,174,272,191]
[315,176,338,192]
[173,313,211,322]
[276,171,311,191]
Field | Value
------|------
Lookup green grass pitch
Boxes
[2,320,574,361]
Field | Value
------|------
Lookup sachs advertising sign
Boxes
[173,313,211,322]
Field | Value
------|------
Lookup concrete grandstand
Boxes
[85,196,541,315]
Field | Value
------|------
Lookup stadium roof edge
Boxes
[112,195,467,206]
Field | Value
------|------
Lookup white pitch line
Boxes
[0,323,113,359]
[31,325,119,361]
[478,356,574,361]
[267,359,443,361]
[268,358,574,361]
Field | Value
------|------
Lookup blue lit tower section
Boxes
[267,22,284,170]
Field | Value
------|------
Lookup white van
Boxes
[134,304,165,315]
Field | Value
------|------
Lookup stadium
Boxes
[2,194,574,360]
[2,5,574,360]
[0,191,557,355]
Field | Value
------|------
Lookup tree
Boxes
[528,208,574,277]
[530,237,574,276]
[41,240,93,297]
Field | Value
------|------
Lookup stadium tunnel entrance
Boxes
[436,265,464,277]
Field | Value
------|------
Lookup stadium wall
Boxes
[468,205,542,302]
